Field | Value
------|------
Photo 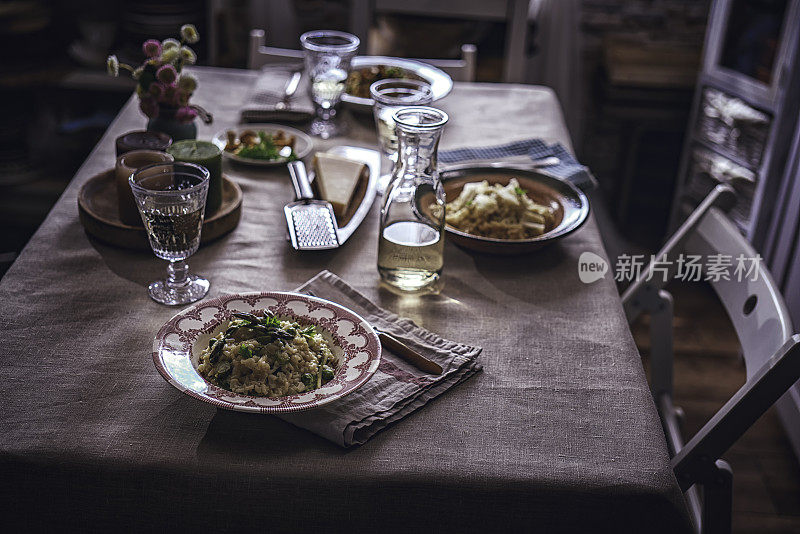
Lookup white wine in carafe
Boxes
[378,220,444,290]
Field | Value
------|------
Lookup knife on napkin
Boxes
[374,329,443,375]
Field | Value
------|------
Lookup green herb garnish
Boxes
[300,326,316,338]
[239,344,254,360]
[261,314,281,328]
[235,131,297,161]
[514,186,526,196]
[384,66,403,77]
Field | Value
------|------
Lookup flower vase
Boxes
[146,106,197,142]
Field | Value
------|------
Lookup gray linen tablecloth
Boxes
[0,67,690,532]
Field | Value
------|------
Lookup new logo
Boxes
[578,251,608,283]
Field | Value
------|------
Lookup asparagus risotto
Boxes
[197,311,338,397]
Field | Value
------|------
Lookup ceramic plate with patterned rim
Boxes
[153,292,381,413]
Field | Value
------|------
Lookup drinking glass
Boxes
[370,79,434,193]
[129,162,210,305]
[300,30,360,139]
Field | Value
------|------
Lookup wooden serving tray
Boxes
[78,169,242,251]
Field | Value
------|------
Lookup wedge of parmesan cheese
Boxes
[313,153,369,219]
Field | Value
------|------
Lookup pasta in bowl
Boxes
[442,178,557,240]
[418,165,589,255]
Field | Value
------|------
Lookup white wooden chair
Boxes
[623,184,800,533]
[365,0,528,82]
[248,29,477,82]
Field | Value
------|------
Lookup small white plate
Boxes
[212,124,313,167]
[152,292,381,413]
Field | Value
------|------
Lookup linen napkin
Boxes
[439,138,598,191]
[240,64,315,123]
[279,270,483,447]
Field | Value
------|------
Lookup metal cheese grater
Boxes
[285,161,340,250]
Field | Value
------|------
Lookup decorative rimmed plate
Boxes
[343,56,453,112]
[417,164,590,255]
[211,124,313,166]
[153,292,381,413]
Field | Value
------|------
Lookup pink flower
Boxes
[156,64,177,84]
[139,97,159,119]
[175,106,198,123]
[143,39,162,58]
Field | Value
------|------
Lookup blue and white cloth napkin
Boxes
[439,138,598,191]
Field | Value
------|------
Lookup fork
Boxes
[275,71,302,111]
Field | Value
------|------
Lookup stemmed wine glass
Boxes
[300,30,360,139]
[370,78,434,193]
[129,162,210,305]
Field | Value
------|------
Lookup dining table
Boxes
[0,67,691,532]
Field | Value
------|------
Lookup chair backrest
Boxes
[623,194,800,532]
[684,207,794,378]
[420,44,477,82]
[248,29,303,69]
[623,184,794,377]
[248,29,477,82]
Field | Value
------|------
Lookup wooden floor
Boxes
[631,282,800,533]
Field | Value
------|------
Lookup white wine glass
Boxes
[129,162,210,305]
[300,30,360,139]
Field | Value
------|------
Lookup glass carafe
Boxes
[378,106,449,291]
